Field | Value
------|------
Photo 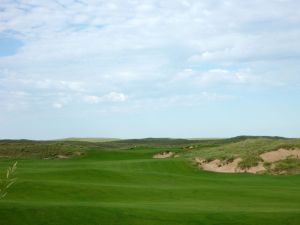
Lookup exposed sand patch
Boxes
[244,162,266,174]
[200,158,242,173]
[195,157,266,174]
[56,154,70,159]
[153,151,176,159]
[260,148,300,162]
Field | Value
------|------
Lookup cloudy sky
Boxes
[0,0,300,139]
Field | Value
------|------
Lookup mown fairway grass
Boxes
[1,146,300,225]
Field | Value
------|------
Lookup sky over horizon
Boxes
[1,0,300,139]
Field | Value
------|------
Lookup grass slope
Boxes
[0,138,300,225]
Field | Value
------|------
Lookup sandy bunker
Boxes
[195,157,266,174]
[153,151,176,159]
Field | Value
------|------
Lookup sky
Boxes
[0,0,300,139]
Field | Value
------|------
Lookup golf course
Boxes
[1,137,300,225]
[2,0,300,224]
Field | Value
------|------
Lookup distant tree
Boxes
[0,162,17,199]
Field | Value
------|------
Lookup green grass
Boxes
[0,138,300,225]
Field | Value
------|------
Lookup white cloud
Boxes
[0,90,31,111]
[121,91,235,112]
[173,68,262,86]
[83,95,100,104]
[0,0,299,115]
[83,92,128,104]
[85,91,235,114]
[103,92,128,102]
[0,73,85,92]
[52,102,63,109]
[188,30,300,63]
[1,0,298,64]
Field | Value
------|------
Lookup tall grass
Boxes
[0,162,17,199]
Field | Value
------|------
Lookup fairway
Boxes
[1,147,300,225]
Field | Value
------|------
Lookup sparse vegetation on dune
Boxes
[0,140,86,159]
[185,136,300,173]
[269,158,300,174]
[0,136,300,225]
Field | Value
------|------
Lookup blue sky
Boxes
[0,0,300,139]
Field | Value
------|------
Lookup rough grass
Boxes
[0,140,86,159]
[269,158,300,174]
[0,138,300,225]
[238,155,262,169]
